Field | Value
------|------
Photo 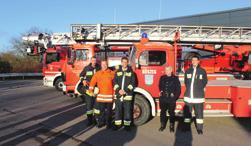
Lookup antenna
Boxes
[158,0,162,19]
[113,8,117,24]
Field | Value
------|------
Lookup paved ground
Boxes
[0,80,250,146]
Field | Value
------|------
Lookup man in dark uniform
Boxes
[183,56,208,135]
[113,57,136,131]
[159,66,181,132]
[79,56,101,126]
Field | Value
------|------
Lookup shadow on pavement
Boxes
[0,101,92,146]
[77,126,137,146]
[234,117,251,133]
[174,117,193,146]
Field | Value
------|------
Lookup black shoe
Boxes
[197,129,203,135]
[169,124,175,133]
[159,126,166,132]
[124,126,131,131]
[93,119,97,126]
[86,115,93,126]
[96,123,105,128]
[112,125,121,131]
[106,124,112,129]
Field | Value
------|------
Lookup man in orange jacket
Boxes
[89,59,115,128]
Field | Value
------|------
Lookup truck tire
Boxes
[133,94,151,126]
[54,78,63,91]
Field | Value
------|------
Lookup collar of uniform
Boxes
[119,65,131,72]
[101,69,111,73]
[122,67,128,72]
[164,74,174,78]
[89,63,100,69]
[190,64,200,69]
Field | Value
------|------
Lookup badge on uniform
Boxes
[86,71,93,76]
[187,74,192,79]
[199,74,203,79]
[117,72,123,76]
[125,72,131,77]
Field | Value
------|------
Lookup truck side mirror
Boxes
[220,52,226,56]
[67,60,73,65]
[68,50,75,65]
[56,53,60,61]
[136,60,141,69]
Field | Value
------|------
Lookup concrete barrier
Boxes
[0,73,42,80]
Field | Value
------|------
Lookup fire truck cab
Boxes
[42,46,68,91]
[62,44,99,95]
[127,37,176,125]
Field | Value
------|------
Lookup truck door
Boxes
[135,50,167,97]
[66,49,90,87]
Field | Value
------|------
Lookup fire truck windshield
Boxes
[139,51,166,66]
[248,52,251,64]
[75,49,89,61]
[46,52,60,64]
[129,46,136,65]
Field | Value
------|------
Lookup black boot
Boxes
[96,122,105,128]
[112,124,122,131]
[86,114,93,126]
[106,122,112,129]
[159,123,166,132]
[169,123,175,133]
[124,126,131,131]
[197,129,203,135]
[92,117,97,125]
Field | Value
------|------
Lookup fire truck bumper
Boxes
[62,84,67,92]
[43,76,54,87]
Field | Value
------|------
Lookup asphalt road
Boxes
[0,80,250,146]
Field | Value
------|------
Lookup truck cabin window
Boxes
[107,51,129,57]
[76,49,89,61]
[46,53,60,64]
[139,51,166,66]
[248,52,251,64]
[129,46,136,64]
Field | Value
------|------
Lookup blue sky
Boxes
[1,0,251,52]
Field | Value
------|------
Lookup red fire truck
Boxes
[71,24,251,125]
[22,33,75,91]
[41,46,68,91]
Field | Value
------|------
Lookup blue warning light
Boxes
[141,33,148,38]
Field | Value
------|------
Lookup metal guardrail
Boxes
[0,73,42,80]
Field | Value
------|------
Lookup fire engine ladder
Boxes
[22,32,76,49]
[71,24,251,45]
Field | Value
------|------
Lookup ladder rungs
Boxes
[71,24,251,44]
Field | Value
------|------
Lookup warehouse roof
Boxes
[138,7,251,27]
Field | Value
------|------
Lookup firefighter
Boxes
[89,59,115,129]
[79,56,101,126]
[158,66,181,132]
[183,56,208,135]
[113,57,136,131]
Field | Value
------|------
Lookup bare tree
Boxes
[0,27,51,73]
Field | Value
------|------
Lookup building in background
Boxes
[139,7,251,27]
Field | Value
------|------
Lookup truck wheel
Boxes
[54,78,64,91]
[133,94,151,126]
